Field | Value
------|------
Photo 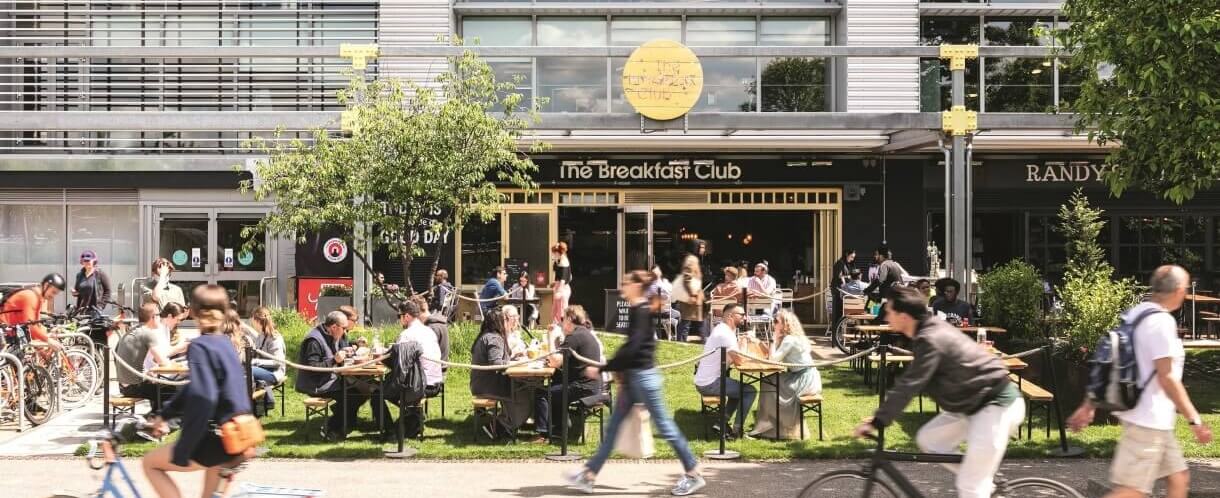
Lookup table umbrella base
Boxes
[384,447,418,459]
[703,449,741,460]
[1049,446,1085,458]
[545,452,584,462]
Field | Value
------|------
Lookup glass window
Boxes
[920,17,980,46]
[0,205,65,285]
[759,18,831,46]
[695,58,756,112]
[488,58,533,112]
[920,59,980,111]
[538,17,606,47]
[687,18,755,46]
[984,57,1053,112]
[610,17,681,46]
[160,218,209,270]
[508,213,551,286]
[461,17,532,46]
[1056,58,1090,109]
[759,57,829,112]
[68,205,138,305]
[984,17,1053,46]
[216,217,266,272]
[539,57,608,113]
[461,214,501,286]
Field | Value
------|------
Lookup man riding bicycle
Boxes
[1,273,67,353]
[853,286,1025,498]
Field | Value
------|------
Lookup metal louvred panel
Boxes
[0,189,64,204]
[378,0,450,93]
[66,189,138,204]
[623,191,709,205]
[845,0,920,112]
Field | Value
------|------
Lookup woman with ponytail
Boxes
[143,284,254,498]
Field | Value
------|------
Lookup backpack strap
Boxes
[1128,306,1169,389]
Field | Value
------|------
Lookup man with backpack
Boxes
[1068,265,1212,498]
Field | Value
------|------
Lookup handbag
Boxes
[218,414,265,455]
[613,404,654,459]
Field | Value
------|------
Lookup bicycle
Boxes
[2,322,59,425]
[798,433,1084,498]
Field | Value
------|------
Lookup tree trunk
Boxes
[400,241,416,296]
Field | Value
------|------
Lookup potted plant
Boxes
[368,284,402,326]
[316,284,353,319]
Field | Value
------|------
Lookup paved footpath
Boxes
[6,457,1220,498]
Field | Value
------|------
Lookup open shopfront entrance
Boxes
[152,207,275,317]
[453,189,841,327]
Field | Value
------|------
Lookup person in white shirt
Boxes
[502,304,528,359]
[144,257,186,310]
[396,300,443,388]
[747,262,780,317]
[693,303,756,438]
[1068,265,1212,498]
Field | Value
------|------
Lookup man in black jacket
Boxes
[296,311,393,440]
[854,286,1024,498]
[533,305,603,443]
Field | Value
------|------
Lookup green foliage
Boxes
[1052,192,1140,360]
[740,57,827,112]
[240,43,546,291]
[269,307,311,332]
[1055,189,1108,274]
[978,260,1044,339]
[1057,0,1220,203]
[319,285,352,297]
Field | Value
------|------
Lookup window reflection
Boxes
[984,57,1054,112]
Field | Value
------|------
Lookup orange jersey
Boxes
[1,289,47,341]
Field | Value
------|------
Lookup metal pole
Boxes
[878,345,888,441]
[948,65,970,290]
[547,349,582,461]
[1,352,24,432]
[705,346,740,459]
[245,346,254,402]
[1043,340,1084,457]
[102,346,110,429]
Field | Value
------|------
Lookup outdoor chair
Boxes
[799,393,825,441]
[302,397,333,441]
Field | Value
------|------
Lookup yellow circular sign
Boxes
[621,39,703,121]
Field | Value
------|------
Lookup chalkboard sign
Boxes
[603,289,630,332]
[504,258,529,281]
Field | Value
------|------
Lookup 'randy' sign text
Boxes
[1025,161,1110,183]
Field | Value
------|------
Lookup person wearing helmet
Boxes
[1,273,66,347]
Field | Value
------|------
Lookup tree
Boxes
[739,57,828,112]
[1058,0,1220,203]
[1055,189,1107,275]
[240,47,545,295]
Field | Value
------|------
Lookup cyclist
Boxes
[1,273,66,352]
[853,286,1024,498]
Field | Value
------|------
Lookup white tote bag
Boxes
[613,404,655,459]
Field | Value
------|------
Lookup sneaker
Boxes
[563,468,595,494]
[671,474,706,496]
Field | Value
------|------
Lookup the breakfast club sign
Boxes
[530,157,882,186]
[559,159,741,182]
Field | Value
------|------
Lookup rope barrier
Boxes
[418,351,561,371]
[736,346,879,369]
[568,347,717,371]
[250,348,388,373]
[1000,346,1047,360]
[454,292,510,304]
[111,350,190,386]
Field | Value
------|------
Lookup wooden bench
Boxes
[108,396,139,429]
[302,397,333,441]
[471,398,501,443]
[799,393,825,441]
[699,395,725,440]
[1012,374,1055,439]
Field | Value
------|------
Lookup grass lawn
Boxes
[108,315,1220,460]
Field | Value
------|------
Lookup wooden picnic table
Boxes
[731,360,785,439]
[149,363,189,376]
[1184,339,1220,350]
[1186,294,1220,303]
[338,361,390,439]
[845,313,877,321]
[504,365,556,379]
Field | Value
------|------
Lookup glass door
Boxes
[154,208,271,317]
[621,206,653,273]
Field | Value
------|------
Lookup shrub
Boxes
[319,284,353,297]
[977,259,1044,339]
[1057,266,1140,362]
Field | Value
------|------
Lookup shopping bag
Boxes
[613,404,654,459]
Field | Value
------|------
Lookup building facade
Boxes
[3,0,1215,323]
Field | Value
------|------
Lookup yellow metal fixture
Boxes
[938,44,979,71]
[340,43,379,70]
[941,105,978,136]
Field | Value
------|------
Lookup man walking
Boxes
[1068,265,1212,498]
[694,303,756,438]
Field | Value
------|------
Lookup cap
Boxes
[80,250,98,262]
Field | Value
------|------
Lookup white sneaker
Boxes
[672,474,706,496]
[563,468,595,494]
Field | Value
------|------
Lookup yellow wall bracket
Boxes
[939,44,978,71]
[340,43,379,70]
[942,105,978,136]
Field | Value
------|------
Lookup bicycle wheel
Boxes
[799,470,899,498]
[0,365,17,423]
[831,318,852,354]
[24,364,56,425]
[997,477,1085,498]
[56,349,100,409]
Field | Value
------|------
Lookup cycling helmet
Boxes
[42,272,66,291]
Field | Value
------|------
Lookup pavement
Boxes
[5,457,1220,498]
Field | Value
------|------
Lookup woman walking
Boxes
[749,310,822,440]
[142,284,254,498]
[672,255,704,342]
[563,270,705,496]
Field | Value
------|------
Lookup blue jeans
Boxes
[586,368,697,475]
[676,320,703,342]
[696,376,757,432]
[251,366,278,408]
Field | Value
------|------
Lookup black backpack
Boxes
[1086,307,1165,411]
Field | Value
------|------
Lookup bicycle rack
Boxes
[1,351,25,432]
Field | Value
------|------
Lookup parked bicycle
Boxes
[1,320,58,425]
[798,433,1084,497]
